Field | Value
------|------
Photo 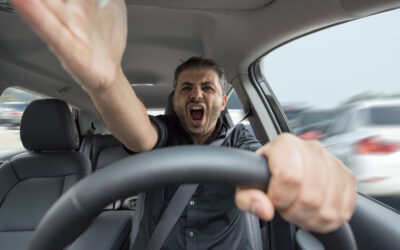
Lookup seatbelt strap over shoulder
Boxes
[145,126,236,250]
[208,127,235,147]
[79,122,96,163]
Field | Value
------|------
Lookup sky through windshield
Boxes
[261,9,400,109]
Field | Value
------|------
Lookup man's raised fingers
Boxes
[43,0,66,23]
[11,0,76,62]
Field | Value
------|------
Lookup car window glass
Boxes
[227,91,254,135]
[147,109,165,116]
[368,106,400,125]
[260,9,400,211]
[0,88,43,154]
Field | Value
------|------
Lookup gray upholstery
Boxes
[90,135,130,170]
[20,99,80,151]
[0,232,34,250]
[0,99,91,250]
[96,146,130,170]
[68,211,132,250]
[80,134,130,171]
[73,134,133,249]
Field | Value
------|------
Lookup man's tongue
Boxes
[190,110,203,121]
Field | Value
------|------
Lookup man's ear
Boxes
[221,95,228,111]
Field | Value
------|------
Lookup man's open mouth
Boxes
[189,105,205,123]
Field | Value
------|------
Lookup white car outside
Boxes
[322,99,400,197]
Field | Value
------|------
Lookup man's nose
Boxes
[191,86,203,100]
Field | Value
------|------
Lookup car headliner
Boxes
[0,0,399,116]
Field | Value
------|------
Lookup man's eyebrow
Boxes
[181,82,193,87]
[180,81,215,87]
[200,81,214,86]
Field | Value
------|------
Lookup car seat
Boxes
[0,99,91,250]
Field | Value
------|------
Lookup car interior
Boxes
[1,0,400,249]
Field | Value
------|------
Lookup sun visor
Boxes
[126,0,272,11]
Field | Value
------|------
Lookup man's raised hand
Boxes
[11,0,128,92]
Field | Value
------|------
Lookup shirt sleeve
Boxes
[233,124,262,152]
[124,115,168,154]
[149,115,169,149]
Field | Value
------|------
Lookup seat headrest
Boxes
[20,99,80,151]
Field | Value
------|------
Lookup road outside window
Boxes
[0,88,43,154]
[261,10,400,210]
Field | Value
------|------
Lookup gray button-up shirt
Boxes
[132,114,261,250]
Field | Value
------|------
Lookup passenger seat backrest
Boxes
[0,99,91,250]
[81,134,130,171]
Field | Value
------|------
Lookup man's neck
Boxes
[192,134,211,145]
[190,121,218,145]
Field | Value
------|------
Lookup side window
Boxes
[0,88,44,154]
[226,91,254,135]
[260,9,400,211]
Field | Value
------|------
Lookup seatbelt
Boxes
[146,126,236,250]
[81,136,93,161]
[79,122,96,163]
[129,192,147,250]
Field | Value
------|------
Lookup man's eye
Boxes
[181,87,191,91]
[203,86,214,91]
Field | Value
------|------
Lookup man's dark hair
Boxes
[174,56,227,93]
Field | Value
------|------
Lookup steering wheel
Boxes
[29,146,357,250]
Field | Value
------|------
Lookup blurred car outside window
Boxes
[294,109,341,140]
[260,9,400,211]
[281,102,310,130]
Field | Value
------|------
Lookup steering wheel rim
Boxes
[28,146,356,250]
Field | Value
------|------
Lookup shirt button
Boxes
[188,231,194,237]
[189,200,195,206]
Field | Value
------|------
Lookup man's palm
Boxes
[12,0,127,90]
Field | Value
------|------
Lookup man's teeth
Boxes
[191,106,203,110]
